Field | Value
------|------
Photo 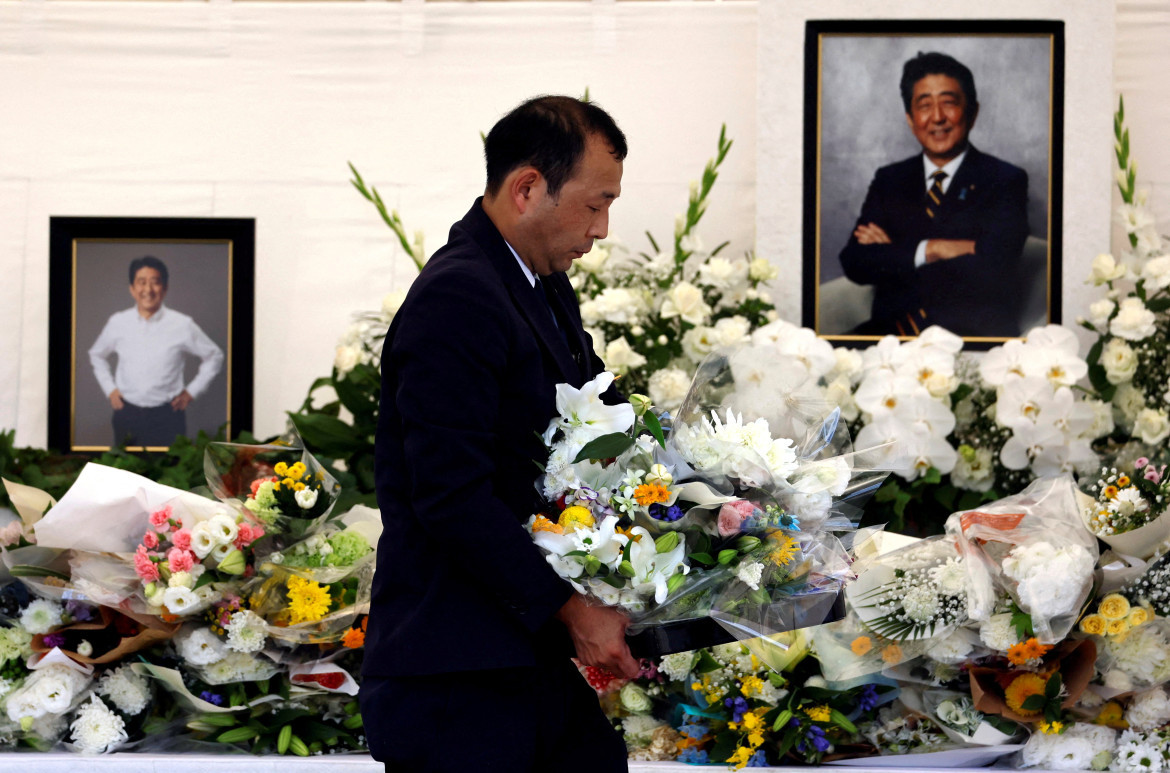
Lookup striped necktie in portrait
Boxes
[925,170,947,219]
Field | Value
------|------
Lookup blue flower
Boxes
[725,695,749,723]
[649,503,685,522]
[807,725,831,753]
[858,683,879,713]
[678,748,709,764]
[200,691,224,706]
[679,719,708,740]
[746,750,770,767]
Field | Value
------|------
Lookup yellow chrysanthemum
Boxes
[531,515,564,535]
[294,481,307,491]
[1107,617,1131,637]
[1104,485,1119,499]
[1095,701,1128,729]
[286,575,333,625]
[558,505,595,533]
[274,462,289,477]
[1100,594,1131,621]
[851,636,873,656]
[633,483,670,506]
[289,462,307,478]
[881,643,903,664]
[1004,673,1046,716]
[805,705,831,722]
[1080,614,1107,636]
[768,534,800,567]
[1129,606,1152,627]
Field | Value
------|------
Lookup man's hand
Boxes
[925,238,976,263]
[109,389,124,411]
[555,593,639,679]
[171,390,193,411]
[853,223,892,245]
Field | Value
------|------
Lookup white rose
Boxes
[1142,254,1170,291]
[648,368,692,414]
[748,257,778,282]
[295,488,319,510]
[659,282,711,327]
[162,586,200,615]
[697,257,747,291]
[1089,253,1127,285]
[1113,382,1147,423]
[711,316,751,347]
[168,571,195,589]
[681,326,715,364]
[1088,299,1116,328]
[333,344,361,375]
[1102,338,1139,384]
[1134,408,1170,445]
[1110,297,1157,341]
[575,244,609,275]
[603,337,648,376]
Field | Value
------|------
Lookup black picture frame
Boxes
[802,19,1065,349]
[48,217,254,452]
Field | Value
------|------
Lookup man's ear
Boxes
[509,167,543,215]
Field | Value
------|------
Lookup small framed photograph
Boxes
[48,217,255,452]
[802,19,1065,347]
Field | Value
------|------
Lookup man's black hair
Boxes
[484,95,627,198]
[128,255,169,288]
[899,52,978,114]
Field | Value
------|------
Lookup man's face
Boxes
[129,266,167,315]
[520,134,623,276]
[905,73,978,166]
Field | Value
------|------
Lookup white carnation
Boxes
[225,610,268,654]
[979,613,1019,652]
[926,631,972,665]
[647,368,692,415]
[20,599,64,635]
[735,561,764,591]
[658,651,697,682]
[1089,298,1117,328]
[1126,688,1170,731]
[1001,542,1094,619]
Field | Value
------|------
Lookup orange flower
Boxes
[1004,673,1046,716]
[1118,475,1131,487]
[342,626,365,648]
[1007,642,1030,665]
[881,643,903,664]
[851,636,873,656]
[634,483,670,507]
[1022,638,1051,660]
[1103,485,1119,499]
[531,515,564,535]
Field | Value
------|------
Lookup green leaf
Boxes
[8,565,71,580]
[288,413,370,455]
[1045,671,1063,700]
[571,433,635,464]
[830,709,857,734]
[642,412,666,448]
[687,552,716,566]
[1147,297,1170,313]
[1021,694,1046,712]
[695,650,723,674]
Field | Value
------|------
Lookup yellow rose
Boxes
[1099,594,1132,621]
[1106,617,1131,637]
[1079,614,1107,636]
[1129,606,1152,627]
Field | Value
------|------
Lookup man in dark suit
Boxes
[839,51,1029,338]
[360,96,639,772]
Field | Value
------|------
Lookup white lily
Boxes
[552,372,635,440]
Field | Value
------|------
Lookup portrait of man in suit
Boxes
[839,51,1030,338]
[360,96,637,772]
[806,27,1060,344]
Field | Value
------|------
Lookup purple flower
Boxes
[649,503,685,522]
[858,683,879,713]
[42,633,66,649]
[636,659,658,680]
[807,725,830,753]
[200,691,224,706]
[65,600,95,622]
[724,695,749,723]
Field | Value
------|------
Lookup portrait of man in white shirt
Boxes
[88,255,224,447]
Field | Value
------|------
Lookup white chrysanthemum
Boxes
[622,714,667,746]
[19,599,64,635]
[902,584,941,623]
[658,652,697,682]
[926,631,972,665]
[1126,688,1170,731]
[176,627,228,666]
[929,558,967,596]
[735,561,764,591]
[199,651,280,685]
[97,665,150,716]
[979,613,1019,652]
[1023,722,1115,770]
[225,610,268,654]
[70,696,128,754]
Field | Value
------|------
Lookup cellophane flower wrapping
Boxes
[529,344,890,651]
[944,475,1098,643]
[204,440,341,553]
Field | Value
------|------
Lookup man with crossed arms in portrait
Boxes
[360,96,637,772]
[839,51,1030,338]
[89,255,224,448]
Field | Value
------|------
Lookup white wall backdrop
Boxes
[0,1,1165,450]
[0,2,757,446]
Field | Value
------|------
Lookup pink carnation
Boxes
[142,531,159,549]
[1136,457,1150,469]
[250,476,277,496]
[1146,465,1165,484]
[717,499,757,537]
[235,522,254,546]
[171,529,192,551]
[149,506,173,531]
[168,548,195,573]
[134,549,160,583]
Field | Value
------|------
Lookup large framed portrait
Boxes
[802,20,1065,348]
[48,217,255,452]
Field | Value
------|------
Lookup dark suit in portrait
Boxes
[840,145,1028,337]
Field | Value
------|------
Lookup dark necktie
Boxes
[925,170,947,219]
[532,277,559,331]
[534,277,585,375]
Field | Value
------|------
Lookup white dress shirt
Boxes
[89,304,224,408]
[914,149,969,268]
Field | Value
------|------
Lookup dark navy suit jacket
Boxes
[363,200,606,677]
[839,145,1029,338]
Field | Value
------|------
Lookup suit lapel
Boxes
[457,201,581,385]
[940,146,982,215]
